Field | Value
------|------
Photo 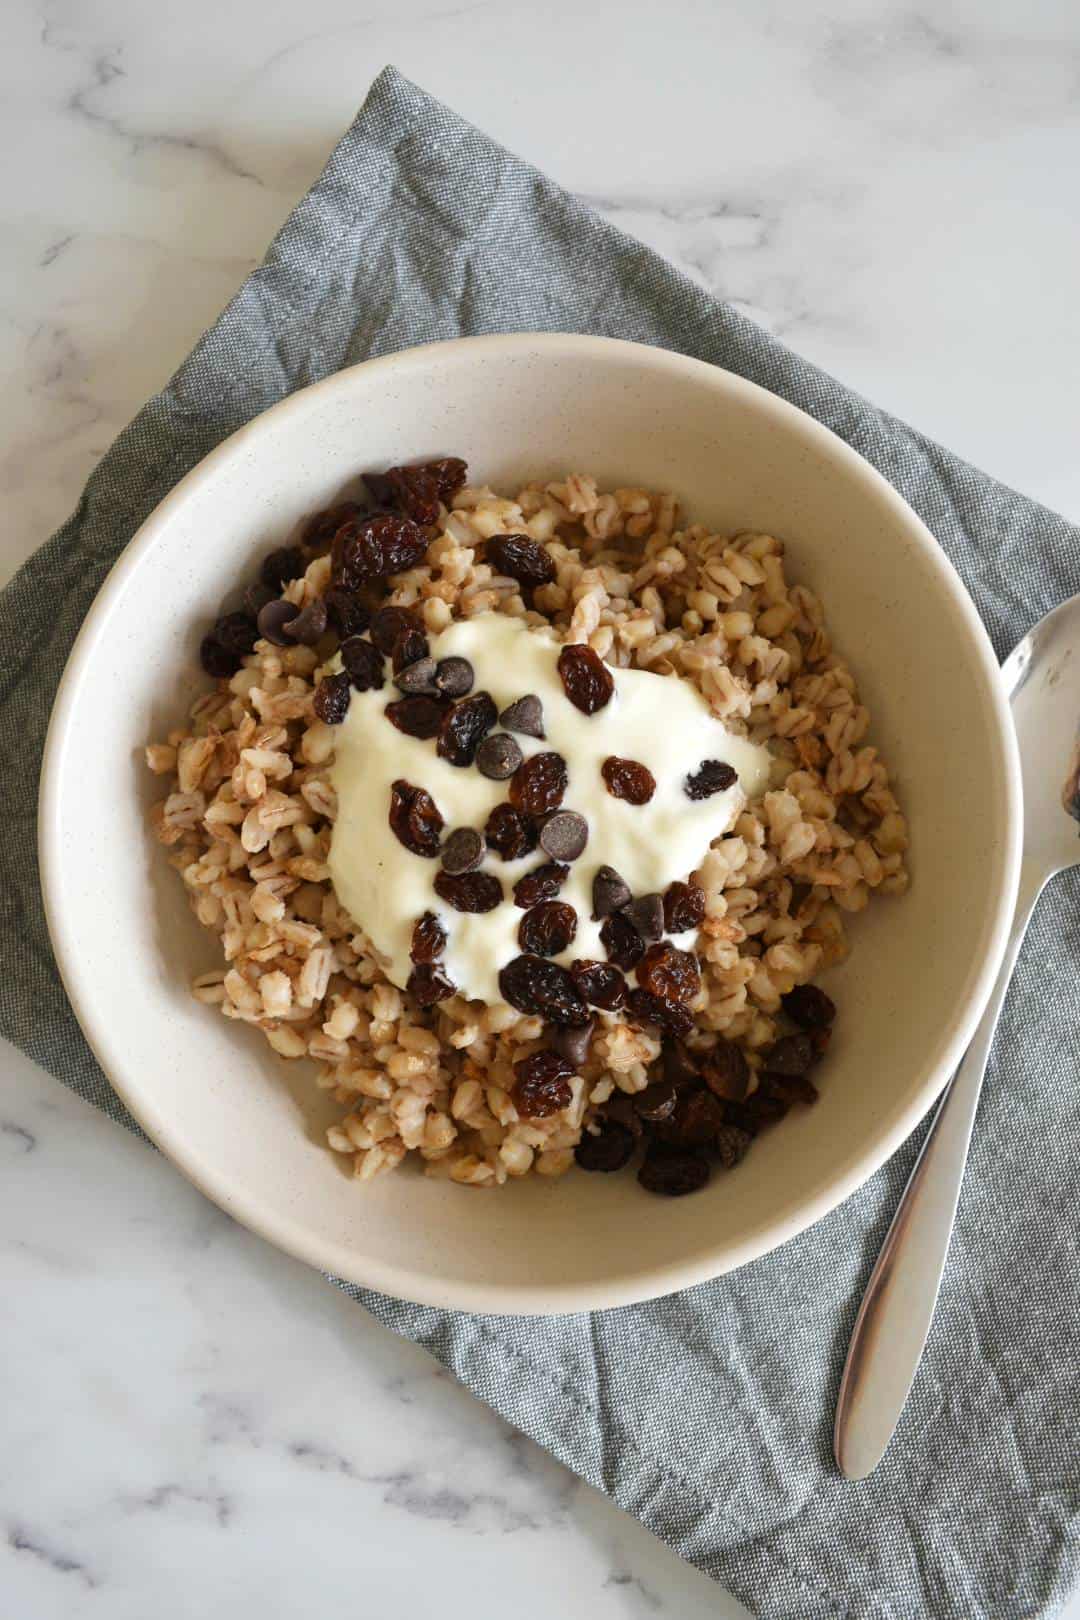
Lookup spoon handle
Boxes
[833,862,1046,1480]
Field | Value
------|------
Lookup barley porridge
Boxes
[148,458,909,1194]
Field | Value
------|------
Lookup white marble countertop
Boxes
[2,3,1078,1614]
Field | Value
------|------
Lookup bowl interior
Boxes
[41,336,1019,1312]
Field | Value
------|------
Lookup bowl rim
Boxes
[38,331,1023,1315]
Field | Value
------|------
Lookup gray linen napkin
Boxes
[3,66,1079,1620]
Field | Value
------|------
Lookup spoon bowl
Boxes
[1004,593,1080,874]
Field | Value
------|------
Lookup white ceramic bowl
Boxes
[39,334,1021,1314]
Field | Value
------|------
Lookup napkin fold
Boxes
[3,66,1079,1620]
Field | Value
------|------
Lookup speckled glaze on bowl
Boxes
[39,335,1022,1314]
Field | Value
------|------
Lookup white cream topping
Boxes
[328,614,771,1009]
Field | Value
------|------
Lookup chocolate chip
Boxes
[394,657,439,694]
[635,1079,678,1123]
[624,893,664,943]
[440,827,485,875]
[499,694,545,739]
[476,732,524,781]
[257,598,301,646]
[551,1017,595,1070]
[434,657,474,698]
[283,596,328,645]
[591,865,632,919]
[538,809,588,861]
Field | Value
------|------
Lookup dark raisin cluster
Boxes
[576,982,837,1196]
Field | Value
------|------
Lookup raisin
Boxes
[509,751,568,816]
[365,457,466,519]
[600,1098,642,1145]
[199,635,241,678]
[782,984,837,1030]
[498,955,590,1026]
[725,1085,790,1137]
[388,779,444,857]
[684,759,738,800]
[638,1145,709,1197]
[385,695,446,739]
[512,1050,573,1118]
[364,463,441,525]
[486,533,556,587]
[214,611,259,656]
[341,636,385,691]
[484,803,538,860]
[325,587,370,640]
[538,810,588,861]
[769,1073,819,1108]
[407,964,456,1007]
[519,900,577,957]
[600,911,644,972]
[662,1038,701,1091]
[634,1079,678,1124]
[441,827,485,875]
[513,863,569,909]
[654,1088,726,1150]
[625,987,693,1038]
[601,756,656,805]
[411,911,446,964]
[663,881,706,934]
[558,643,614,714]
[763,1033,814,1076]
[391,624,430,673]
[637,942,700,1004]
[570,959,627,1011]
[809,1028,832,1064]
[330,513,429,589]
[258,601,299,652]
[303,501,363,554]
[575,1123,635,1173]
[427,457,468,503]
[591,865,632,919]
[370,604,421,656]
[714,1124,753,1169]
[551,1017,594,1069]
[242,582,276,619]
[700,1037,750,1102]
[313,671,352,724]
[433,870,503,913]
[437,691,497,766]
[261,546,305,591]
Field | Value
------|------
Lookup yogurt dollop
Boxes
[328,614,771,1008]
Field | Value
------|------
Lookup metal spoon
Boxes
[834,592,1080,1481]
